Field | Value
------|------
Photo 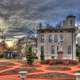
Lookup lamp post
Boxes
[74,73,80,80]
[18,69,27,80]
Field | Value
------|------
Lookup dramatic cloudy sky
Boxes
[0,0,79,39]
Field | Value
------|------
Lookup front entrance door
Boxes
[58,52,63,59]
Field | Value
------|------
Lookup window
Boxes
[49,35,52,43]
[41,46,44,53]
[41,34,44,43]
[51,46,55,54]
[68,46,71,54]
[60,34,63,43]
[54,35,58,42]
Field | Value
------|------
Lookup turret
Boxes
[63,15,75,28]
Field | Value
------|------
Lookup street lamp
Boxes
[18,69,27,80]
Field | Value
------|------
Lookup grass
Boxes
[75,70,80,73]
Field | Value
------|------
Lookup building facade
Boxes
[37,15,76,60]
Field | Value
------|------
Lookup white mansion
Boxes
[37,15,76,60]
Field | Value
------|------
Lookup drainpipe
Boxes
[72,30,73,60]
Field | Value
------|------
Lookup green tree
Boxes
[76,45,80,61]
[26,46,35,65]
[76,46,80,56]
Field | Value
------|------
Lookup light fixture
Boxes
[18,69,27,80]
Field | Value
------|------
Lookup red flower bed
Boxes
[0,62,15,66]
[0,67,43,75]
[0,66,10,70]
[28,72,74,79]
[47,66,71,71]
[77,65,80,68]
[21,64,42,67]
[17,61,26,64]
[41,59,78,66]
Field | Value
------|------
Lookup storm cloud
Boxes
[0,0,79,38]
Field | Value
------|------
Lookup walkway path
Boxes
[0,60,79,80]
